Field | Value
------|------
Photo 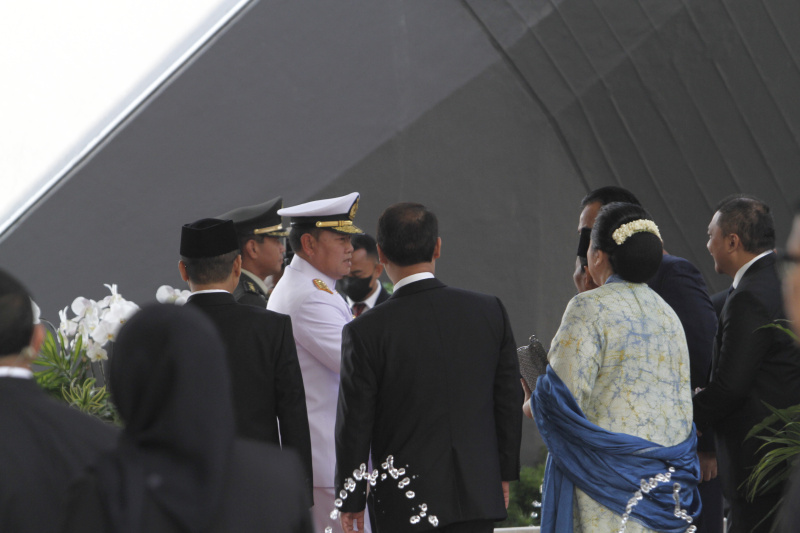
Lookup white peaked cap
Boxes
[279,192,364,235]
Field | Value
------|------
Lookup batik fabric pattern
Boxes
[548,278,694,533]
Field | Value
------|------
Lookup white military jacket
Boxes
[267,254,352,488]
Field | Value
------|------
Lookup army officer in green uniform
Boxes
[218,197,288,307]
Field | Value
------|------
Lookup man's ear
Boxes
[373,262,384,279]
[178,260,190,282]
[727,233,741,252]
[232,254,242,278]
[376,244,388,265]
[432,237,442,260]
[30,324,45,354]
[300,233,316,256]
[245,239,258,259]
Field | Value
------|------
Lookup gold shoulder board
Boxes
[313,279,334,294]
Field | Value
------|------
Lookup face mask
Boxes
[337,275,373,302]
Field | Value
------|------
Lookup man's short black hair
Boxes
[287,226,322,254]
[351,234,378,260]
[377,203,438,267]
[181,250,240,285]
[0,269,34,357]
[581,186,642,209]
[715,194,776,254]
[237,233,269,253]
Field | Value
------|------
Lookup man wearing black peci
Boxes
[335,202,522,533]
[178,218,313,502]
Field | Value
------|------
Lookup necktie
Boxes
[352,302,367,317]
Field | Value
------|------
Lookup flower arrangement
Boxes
[611,219,662,246]
[35,284,139,423]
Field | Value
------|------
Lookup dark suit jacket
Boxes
[374,284,390,306]
[335,278,523,532]
[0,377,118,533]
[62,439,314,533]
[693,253,800,500]
[647,254,716,391]
[187,292,313,498]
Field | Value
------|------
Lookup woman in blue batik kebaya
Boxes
[530,202,701,533]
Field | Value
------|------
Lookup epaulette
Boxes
[245,281,259,294]
[313,279,334,294]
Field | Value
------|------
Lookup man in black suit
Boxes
[337,233,389,317]
[178,217,313,500]
[694,195,800,532]
[217,197,288,307]
[335,203,522,533]
[0,268,118,533]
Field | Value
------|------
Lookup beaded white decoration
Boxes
[618,466,696,533]
[332,455,436,527]
[611,219,662,245]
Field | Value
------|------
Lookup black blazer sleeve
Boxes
[273,315,313,501]
[493,298,523,481]
[334,322,377,513]
[693,289,772,430]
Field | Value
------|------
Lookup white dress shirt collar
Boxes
[191,289,231,296]
[393,272,435,292]
[733,250,773,289]
[0,367,33,379]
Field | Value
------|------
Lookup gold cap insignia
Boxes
[349,197,359,220]
[313,279,334,294]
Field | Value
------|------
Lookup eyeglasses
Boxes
[778,250,800,280]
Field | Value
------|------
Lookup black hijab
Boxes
[95,303,235,533]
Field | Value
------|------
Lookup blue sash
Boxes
[532,366,701,533]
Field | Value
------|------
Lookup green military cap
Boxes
[217,197,289,238]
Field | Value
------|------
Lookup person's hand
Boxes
[502,481,510,509]
[340,511,365,533]
[520,379,533,419]
[698,451,717,482]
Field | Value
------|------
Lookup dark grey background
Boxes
[3,0,800,465]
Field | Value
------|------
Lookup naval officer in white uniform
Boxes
[268,192,371,533]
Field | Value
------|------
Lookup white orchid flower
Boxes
[85,341,108,362]
[105,300,139,327]
[71,297,93,317]
[156,285,178,303]
[156,285,191,305]
[30,299,41,324]
[58,308,79,339]
[90,320,116,345]
[99,283,124,308]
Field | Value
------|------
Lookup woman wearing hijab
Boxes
[530,203,701,532]
[61,304,313,533]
